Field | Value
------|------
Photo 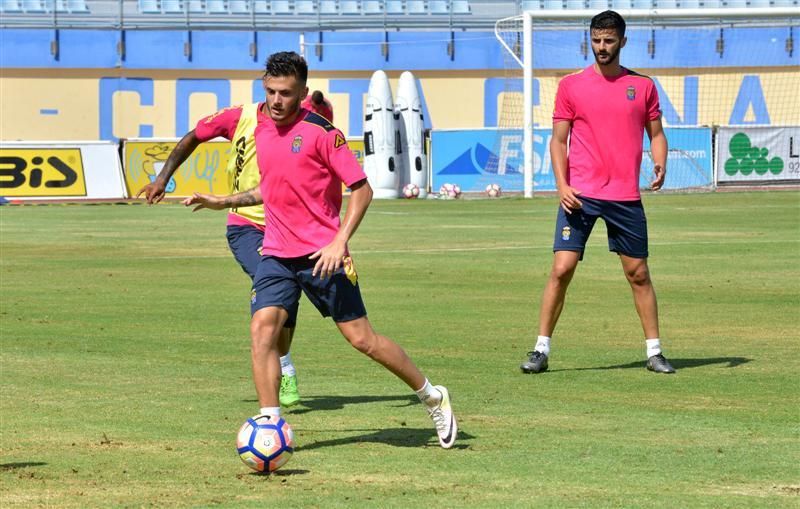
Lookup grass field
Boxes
[1,191,798,508]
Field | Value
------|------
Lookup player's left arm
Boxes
[182,186,262,212]
[646,116,668,191]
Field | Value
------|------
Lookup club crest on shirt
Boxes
[291,135,303,153]
[561,226,571,241]
[334,133,347,149]
[626,86,636,101]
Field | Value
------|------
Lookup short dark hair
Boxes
[590,10,626,38]
[311,90,324,105]
[264,51,308,84]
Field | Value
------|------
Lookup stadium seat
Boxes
[162,0,183,11]
[137,0,160,12]
[565,0,585,7]
[747,0,769,5]
[253,0,267,11]
[294,0,314,12]
[771,0,797,6]
[340,0,361,13]
[701,0,721,6]
[386,0,404,13]
[542,0,563,8]
[429,0,449,12]
[188,0,204,11]
[452,0,470,12]
[631,0,652,7]
[206,0,227,12]
[724,0,747,5]
[361,0,382,13]
[270,0,290,12]
[319,0,337,12]
[21,0,46,11]
[588,0,609,9]
[679,0,700,6]
[407,0,426,13]
[229,0,249,12]
[64,0,88,11]
[656,0,677,7]
[1,0,22,11]
[521,0,543,9]
[611,0,632,7]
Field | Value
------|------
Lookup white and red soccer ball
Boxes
[236,414,295,473]
[402,183,420,199]
[439,183,462,199]
[485,183,502,198]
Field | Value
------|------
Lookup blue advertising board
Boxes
[431,127,713,193]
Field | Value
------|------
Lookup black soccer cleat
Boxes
[646,353,676,374]
[520,351,549,374]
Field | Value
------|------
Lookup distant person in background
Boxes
[520,10,675,375]
[136,99,304,408]
[302,90,334,122]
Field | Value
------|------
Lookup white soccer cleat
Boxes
[427,385,457,449]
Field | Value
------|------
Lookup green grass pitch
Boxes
[1,191,798,508]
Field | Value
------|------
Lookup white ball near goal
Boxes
[485,183,502,198]
[402,183,420,199]
[439,183,462,199]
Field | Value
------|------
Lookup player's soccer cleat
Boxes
[646,354,676,374]
[427,385,457,449]
[279,374,301,407]
[520,351,549,374]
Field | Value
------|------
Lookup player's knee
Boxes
[347,330,379,357]
[550,263,576,284]
[625,265,651,286]
[250,316,280,351]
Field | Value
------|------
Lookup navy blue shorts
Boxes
[553,197,649,259]
[251,254,367,323]
[226,225,298,327]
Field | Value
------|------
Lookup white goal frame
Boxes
[495,7,800,198]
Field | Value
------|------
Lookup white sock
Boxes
[415,379,442,408]
[259,406,281,418]
[280,353,296,377]
[534,336,551,356]
[646,338,661,358]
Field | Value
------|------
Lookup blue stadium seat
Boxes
[452,0,470,12]
[294,0,314,12]
[270,0,290,12]
[701,0,721,6]
[253,0,268,11]
[206,0,227,12]
[2,0,22,11]
[656,0,677,7]
[21,0,46,11]
[724,0,747,5]
[565,0,584,7]
[771,0,797,6]
[679,0,700,6]
[407,0,426,13]
[521,0,542,9]
[318,0,336,12]
[748,0,769,5]
[588,0,609,9]
[611,0,632,7]
[386,0,404,13]
[542,0,563,7]
[631,0,652,7]
[65,0,88,11]
[229,0,249,12]
[361,1,383,14]
[340,0,361,13]
[429,0,449,12]
[188,0,204,11]
[162,0,183,12]
[138,0,160,12]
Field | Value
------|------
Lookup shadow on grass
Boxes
[296,427,475,451]
[0,462,47,470]
[243,394,418,415]
[243,469,311,478]
[550,356,751,372]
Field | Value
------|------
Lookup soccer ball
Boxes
[439,183,462,199]
[485,183,502,198]
[402,183,420,199]
[236,414,295,473]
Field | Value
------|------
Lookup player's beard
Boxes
[269,100,301,124]
[593,45,621,67]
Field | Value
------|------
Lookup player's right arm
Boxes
[136,130,202,204]
[550,120,582,212]
[182,186,262,212]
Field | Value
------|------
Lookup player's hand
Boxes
[558,186,582,213]
[651,164,666,191]
[136,180,166,204]
[309,238,348,279]
[182,192,226,212]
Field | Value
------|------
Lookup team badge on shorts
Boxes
[626,86,636,101]
[561,226,571,241]
[342,256,358,286]
[250,289,257,304]
[291,135,303,153]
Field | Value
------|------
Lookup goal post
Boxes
[495,8,800,197]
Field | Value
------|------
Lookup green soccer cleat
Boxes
[279,374,301,407]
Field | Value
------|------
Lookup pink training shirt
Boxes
[254,107,367,258]
[553,65,662,201]
[195,105,264,230]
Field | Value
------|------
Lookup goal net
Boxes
[493,8,800,197]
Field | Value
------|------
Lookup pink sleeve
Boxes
[552,79,575,123]
[194,105,243,142]
[646,82,662,121]
[319,129,367,186]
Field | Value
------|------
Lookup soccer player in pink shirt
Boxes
[184,52,457,449]
[521,11,675,375]
[301,90,334,122]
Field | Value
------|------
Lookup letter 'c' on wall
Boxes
[176,79,231,136]
[99,78,155,142]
